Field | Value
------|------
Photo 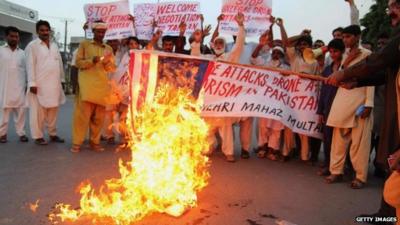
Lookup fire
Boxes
[29,199,40,213]
[49,85,210,224]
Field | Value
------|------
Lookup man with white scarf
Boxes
[195,12,245,162]
[251,44,289,161]
[0,26,28,143]
[25,20,66,145]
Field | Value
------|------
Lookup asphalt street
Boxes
[0,96,384,225]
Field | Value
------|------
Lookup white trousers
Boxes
[29,95,59,139]
[0,107,26,136]
[330,116,372,183]
[282,127,309,160]
[235,117,253,152]
[205,117,234,156]
[258,118,281,150]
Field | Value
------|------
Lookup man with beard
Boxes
[0,26,28,143]
[327,0,400,222]
[252,44,289,161]
[25,20,66,145]
[201,12,245,162]
[277,18,319,163]
[71,20,116,153]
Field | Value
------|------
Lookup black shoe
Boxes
[241,149,250,159]
[107,137,115,145]
[317,167,331,176]
[50,135,65,143]
[35,138,48,145]
[280,155,290,162]
[19,135,29,142]
[0,135,7,143]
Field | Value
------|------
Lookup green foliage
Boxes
[360,0,391,44]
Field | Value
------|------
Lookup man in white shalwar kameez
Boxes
[0,26,28,143]
[251,46,289,160]
[25,20,66,145]
[195,12,245,162]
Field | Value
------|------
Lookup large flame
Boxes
[50,85,210,224]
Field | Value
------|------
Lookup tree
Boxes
[360,0,391,44]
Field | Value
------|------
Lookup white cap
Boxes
[272,46,284,54]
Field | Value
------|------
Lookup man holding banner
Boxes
[71,21,117,153]
[201,12,245,162]
[277,19,319,162]
[326,25,374,189]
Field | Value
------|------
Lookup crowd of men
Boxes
[0,0,399,223]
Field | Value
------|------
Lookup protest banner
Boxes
[156,1,201,36]
[84,0,135,40]
[133,3,157,40]
[133,2,201,38]
[220,0,272,36]
[128,51,323,138]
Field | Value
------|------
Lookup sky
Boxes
[11,0,375,46]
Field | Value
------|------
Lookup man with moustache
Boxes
[327,0,400,223]
[0,26,29,143]
[71,20,116,153]
[25,20,66,145]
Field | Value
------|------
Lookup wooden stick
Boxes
[134,50,327,82]
[218,60,327,82]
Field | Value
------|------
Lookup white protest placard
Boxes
[201,62,323,139]
[84,0,135,40]
[156,1,201,36]
[220,0,272,36]
[133,3,157,40]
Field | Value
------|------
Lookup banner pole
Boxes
[218,60,327,82]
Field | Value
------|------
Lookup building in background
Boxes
[0,0,38,48]
[69,36,86,54]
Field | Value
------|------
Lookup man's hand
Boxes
[83,22,89,31]
[154,29,163,39]
[258,32,270,47]
[389,149,400,172]
[128,14,135,22]
[30,87,37,95]
[102,51,113,65]
[179,21,187,35]
[217,14,225,22]
[326,70,346,86]
[360,106,372,119]
[269,16,276,24]
[339,79,358,89]
[93,56,100,64]
[275,18,283,27]
[203,25,212,37]
[235,12,245,26]
[152,19,158,28]
[346,0,355,6]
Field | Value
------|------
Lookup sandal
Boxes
[257,149,267,158]
[317,167,331,176]
[70,145,81,153]
[325,174,343,184]
[350,179,365,189]
[267,150,279,161]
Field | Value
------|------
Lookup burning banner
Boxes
[48,52,211,224]
[128,51,322,138]
[48,50,323,224]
